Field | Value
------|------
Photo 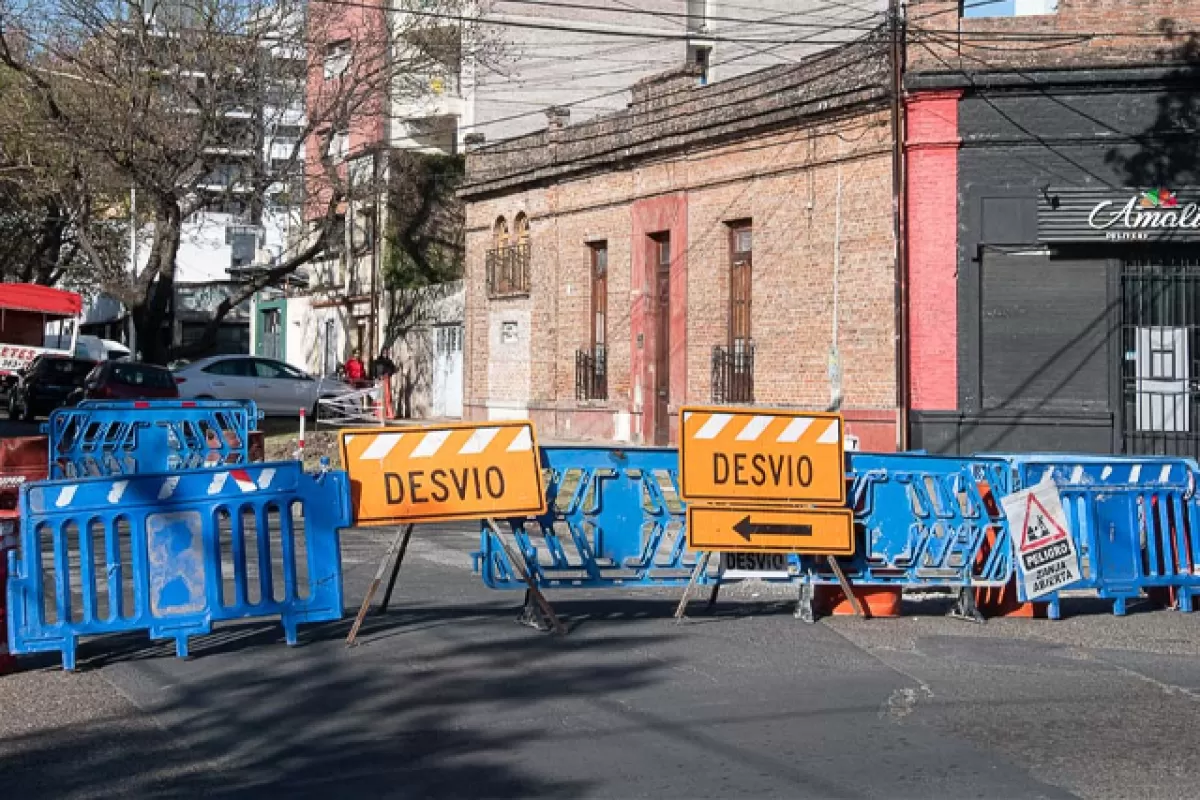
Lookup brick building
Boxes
[905,0,1200,456]
[460,37,901,449]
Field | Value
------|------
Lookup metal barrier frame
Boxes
[316,386,384,427]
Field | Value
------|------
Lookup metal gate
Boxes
[1121,258,1200,457]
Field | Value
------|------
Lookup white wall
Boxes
[471,0,887,142]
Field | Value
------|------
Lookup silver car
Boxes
[172,355,353,416]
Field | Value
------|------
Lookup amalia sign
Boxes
[1038,187,1200,243]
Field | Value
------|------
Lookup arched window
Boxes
[493,216,509,248]
[514,212,530,247]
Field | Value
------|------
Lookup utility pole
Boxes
[888,0,909,452]
[369,148,381,364]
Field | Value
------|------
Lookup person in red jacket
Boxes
[344,350,367,387]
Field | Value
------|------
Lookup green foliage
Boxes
[381,151,464,292]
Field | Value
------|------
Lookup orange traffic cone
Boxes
[382,378,395,420]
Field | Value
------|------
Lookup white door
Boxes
[1136,326,1189,432]
[433,324,463,418]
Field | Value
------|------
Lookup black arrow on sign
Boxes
[732,516,814,541]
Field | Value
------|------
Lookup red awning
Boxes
[0,283,83,317]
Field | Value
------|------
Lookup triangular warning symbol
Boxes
[1018,493,1068,553]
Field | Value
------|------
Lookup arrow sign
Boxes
[732,516,813,540]
[687,506,854,555]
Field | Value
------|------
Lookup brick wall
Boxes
[464,113,898,445]
[908,0,1200,74]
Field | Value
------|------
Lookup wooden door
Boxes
[654,235,671,446]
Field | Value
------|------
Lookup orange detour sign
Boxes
[687,506,855,555]
[339,422,546,525]
[679,407,846,506]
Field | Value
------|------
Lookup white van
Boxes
[43,334,130,362]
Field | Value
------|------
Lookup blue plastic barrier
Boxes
[997,454,1199,615]
[46,400,260,478]
[475,447,1016,594]
[7,461,348,670]
[475,446,717,590]
[830,452,1014,588]
[474,445,1200,618]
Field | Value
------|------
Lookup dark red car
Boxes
[73,361,180,402]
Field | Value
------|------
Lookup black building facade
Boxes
[910,62,1200,457]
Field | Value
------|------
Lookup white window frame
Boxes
[323,40,351,79]
[327,129,350,163]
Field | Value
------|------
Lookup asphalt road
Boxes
[3,523,1199,799]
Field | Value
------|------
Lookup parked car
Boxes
[7,355,96,421]
[172,355,353,416]
[69,360,180,404]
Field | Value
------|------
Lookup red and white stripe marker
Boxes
[297,408,306,461]
[231,469,257,493]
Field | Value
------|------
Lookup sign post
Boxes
[339,421,560,642]
[679,406,860,619]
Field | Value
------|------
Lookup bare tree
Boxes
[0,0,493,363]
[0,56,125,291]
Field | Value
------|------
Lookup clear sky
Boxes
[963,0,1017,18]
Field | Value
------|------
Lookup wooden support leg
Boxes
[825,555,867,619]
[378,523,415,615]
[486,518,566,636]
[674,553,709,623]
[705,580,722,612]
[346,523,414,647]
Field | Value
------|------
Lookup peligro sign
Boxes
[1088,189,1200,240]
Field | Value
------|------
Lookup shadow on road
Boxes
[1,615,680,799]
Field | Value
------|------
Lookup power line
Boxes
[489,0,880,31]
[304,0,887,41]
[457,36,889,161]
[449,13,886,137]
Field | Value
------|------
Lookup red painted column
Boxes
[630,194,688,444]
[906,90,962,411]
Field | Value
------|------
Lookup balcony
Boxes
[486,243,531,298]
[711,342,754,404]
[576,344,607,401]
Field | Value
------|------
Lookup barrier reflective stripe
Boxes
[47,400,259,478]
[7,461,349,670]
